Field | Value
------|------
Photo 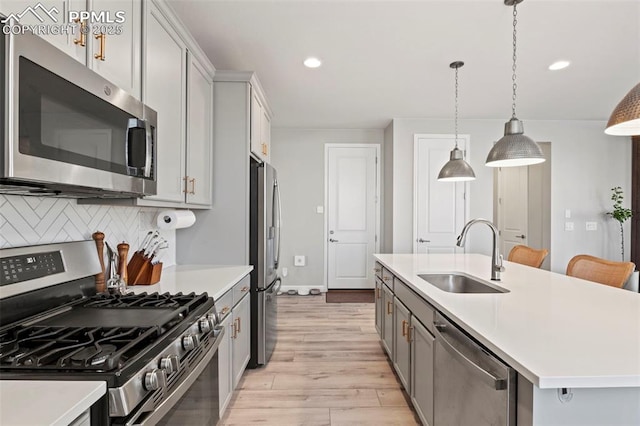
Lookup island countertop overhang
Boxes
[374,253,640,389]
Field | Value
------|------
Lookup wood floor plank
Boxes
[376,389,411,407]
[220,408,330,425]
[293,350,387,362]
[228,389,381,408]
[330,407,420,425]
[271,373,401,390]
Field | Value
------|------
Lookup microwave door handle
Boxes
[126,118,152,178]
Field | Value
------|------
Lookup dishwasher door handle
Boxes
[434,324,507,390]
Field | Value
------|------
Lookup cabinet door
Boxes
[218,314,233,417]
[1,0,87,63]
[411,317,434,426]
[375,278,383,337]
[382,284,394,358]
[143,2,187,202]
[89,0,141,99]
[260,106,271,162]
[250,90,264,161]
[185,52,213,206]
[393,298,411,390]
[232,293,251,389]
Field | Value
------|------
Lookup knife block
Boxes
[128,254,162,286]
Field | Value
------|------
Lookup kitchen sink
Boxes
[418,273,509,294]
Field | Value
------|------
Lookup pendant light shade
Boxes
[486,0,545,168]
[438,61,476,182]
[605,82,640,136]
[485,118,545,167]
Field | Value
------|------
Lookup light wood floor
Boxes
[219,295,420,425]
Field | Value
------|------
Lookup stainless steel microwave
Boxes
[1,28,157,197]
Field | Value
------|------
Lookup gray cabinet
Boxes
[382,284,394,357]
[232,291,251,388]
[375,278,383,336]
[411,316,435,426]
[393,297,411,390]
[218,313,233,416]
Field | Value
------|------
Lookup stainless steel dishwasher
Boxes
[433,312,516,426]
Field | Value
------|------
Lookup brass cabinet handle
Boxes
[231,322,236,339]
[377,288,382,299]
[189,178,196,195]
[401,320,407,337]
[407,326,414,343]
[262,143,268,155]
[94,33,106,61]
[236,317,241,334]
[241,286,249,293]
[183,176,189,193]
[374,267,381,273]
[220,306,230,315]
[386,300,393,315]
[383,276,391,282]
[73,19,86,46]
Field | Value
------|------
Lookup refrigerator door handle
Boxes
[273,179,282,269]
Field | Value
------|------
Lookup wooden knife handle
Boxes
[92,231,106,293]
[117,242,130,285]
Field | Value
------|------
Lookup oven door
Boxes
[125,326,223,426]
[4,30,157,196]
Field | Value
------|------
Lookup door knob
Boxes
[329,238,339,243]
[515,234,526,239]
[417,238,431,243]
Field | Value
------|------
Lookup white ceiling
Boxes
[168,0,640,129]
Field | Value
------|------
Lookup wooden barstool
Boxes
[566,254,635,288]
[507,245,549,268]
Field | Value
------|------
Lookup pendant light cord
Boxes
[511,3,518,119]
[454,65,459,148]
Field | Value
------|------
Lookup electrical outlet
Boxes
[316,206,324,214]
[294,255,306,266]
[565,222,574,231]
[565,209,571,219]
[586,222,598,231]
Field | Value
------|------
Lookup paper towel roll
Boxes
[157,210,196,230]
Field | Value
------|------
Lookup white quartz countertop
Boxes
[375,253,640,389]
[127,265,253,300]
[0,380,105,425]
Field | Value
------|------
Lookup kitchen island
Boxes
[375,253,640,425]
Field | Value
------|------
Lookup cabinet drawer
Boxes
[233,275,251,306]
[394,277,435,334]
[374,262,383,279]
[217,289,233,320]
[381,267,394,291]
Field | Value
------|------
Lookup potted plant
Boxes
[607,186,637,292]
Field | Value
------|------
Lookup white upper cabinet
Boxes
[143,1,187,203]
[250,86,272,163]
[1,0,142,98]
[185,52,213,206]
[89,0,141,98]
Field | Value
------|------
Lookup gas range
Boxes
[0,241,223,425]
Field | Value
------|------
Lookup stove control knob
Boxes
[206,312,219,326]
[199,318,211,334]
[144,369,163,391]
[182,334,201,351]
[160,355,179,375]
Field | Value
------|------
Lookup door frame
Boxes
[324,143,381,290]
[412,134,471,253]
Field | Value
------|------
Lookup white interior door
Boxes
[497,166,528,257]
[413,135,468,254]
[327,145,379,289]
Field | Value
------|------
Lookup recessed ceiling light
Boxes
[303,57,322,68]
[548,60,571,71]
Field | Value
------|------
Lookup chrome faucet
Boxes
[456,218,505,281]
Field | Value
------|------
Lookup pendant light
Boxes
[438,61,476,182]
[485,0,545,168]
[605,82,640,136]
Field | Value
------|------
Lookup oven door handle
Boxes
[127,326,225,425]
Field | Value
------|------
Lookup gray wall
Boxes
[270,128,384,290]
[387,118,632,273]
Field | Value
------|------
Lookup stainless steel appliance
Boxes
[0,28,157,198]
[0,241,222,425]
[433,312,516,426]
[249,158,281,367]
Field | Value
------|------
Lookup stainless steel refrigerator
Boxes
[249,158,281,367]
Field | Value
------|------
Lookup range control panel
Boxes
[1,251,64,286]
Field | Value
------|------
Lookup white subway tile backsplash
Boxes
[0,195,176,266]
